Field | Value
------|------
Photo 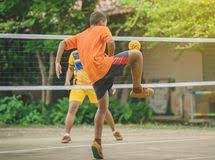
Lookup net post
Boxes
[189,91,195,121]
[179,93,184,119]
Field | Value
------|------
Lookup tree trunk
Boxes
[120,66,130,104]
[37,52,47,104]
[45,52,55,105]
[120,80,129,104]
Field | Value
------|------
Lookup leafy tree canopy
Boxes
[121,0,215,38]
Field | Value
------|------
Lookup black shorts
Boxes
[93,51,129,100]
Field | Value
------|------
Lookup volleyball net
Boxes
[1,33,215,120]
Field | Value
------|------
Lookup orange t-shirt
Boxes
[64,26,114,84]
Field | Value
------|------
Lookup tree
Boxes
[116,0,215,103]
[0,0,99,104]
[120,0,215,38]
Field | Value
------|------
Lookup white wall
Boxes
[143,45,203,82]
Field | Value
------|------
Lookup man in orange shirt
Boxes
[56,11,154,159]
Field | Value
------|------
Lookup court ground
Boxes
[0,125,214,160]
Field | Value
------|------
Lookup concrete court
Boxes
[0,126,214,160]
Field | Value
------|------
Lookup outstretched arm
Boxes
[55,40,66,79]
[55,35,77,79]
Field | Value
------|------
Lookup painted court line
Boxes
[0,138,203,154]
[175,156,215,160]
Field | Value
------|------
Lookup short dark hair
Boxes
[90,11,107,25]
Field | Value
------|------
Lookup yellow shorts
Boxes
[69,89,98,104]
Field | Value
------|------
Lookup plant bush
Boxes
[0,95,153,125]
[74,101,97,125]
[20,110,44,125]
[0,96,27,124]
[109,99,153,124]
[50,97,69,124]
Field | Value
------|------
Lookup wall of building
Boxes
[143,45,203,82]
[143,45,205,120]
[202,47,215,81]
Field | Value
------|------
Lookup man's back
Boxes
[65,26,114,83]
[55,11,153,160]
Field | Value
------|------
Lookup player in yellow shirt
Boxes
[61,50,123,143]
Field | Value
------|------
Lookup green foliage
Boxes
[74,101,97,125]
[0,0,85,34]
[0,96,153,126]
[0,0,97,88]
[20,110,44,125]
[0,96,25,124]
[118,0,150,36]
[146,0,215,38]
[50,97,69,124]
[121,0,215,38]
[0,96,47,125]
[109,99,153,124]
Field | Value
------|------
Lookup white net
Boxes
[1,34,215,120]
[1,34,215,88]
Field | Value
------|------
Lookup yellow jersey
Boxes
[68,51,92,85]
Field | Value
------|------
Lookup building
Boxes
[144,44,215,121]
